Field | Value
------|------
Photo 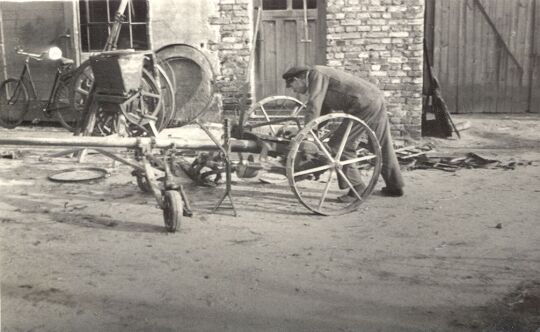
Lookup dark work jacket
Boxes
[304,66,385,124]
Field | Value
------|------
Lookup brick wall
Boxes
[326,0,424,138]
[208,0,252,118]
[210,0,424,138]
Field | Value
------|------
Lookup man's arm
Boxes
[305,69,329,123]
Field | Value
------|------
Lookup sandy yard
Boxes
[1,113,539,332]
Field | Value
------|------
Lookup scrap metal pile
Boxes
[395,145,532,172]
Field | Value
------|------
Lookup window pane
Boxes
[88,0,108,23]
[80,25,89,51]
[262,0,287,10]
[131,0,148,23]
[79,1,87,24]
[292,0,317,9]
[88,25,109,50]
[131,25,148,50]
[79,0,148,52]
[116,24,131,49]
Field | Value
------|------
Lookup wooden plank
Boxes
[447,0,460,113]
[462,0,476,113]
[529,0,540,113]
[296,18,305,66]
[498,0,511,113]
[438,1,452,112]
[306,19,317,65]
[457,0,470,113]
[283,19,297,66]
[477,1,490,113]
[468,0,480,113]
[509,0,520,112]
[276,18,285,96]
[262,20,277,99]
[507,0,520,113]
[470,0,478,113]
[516,0,533,111]
[475,0,524,75]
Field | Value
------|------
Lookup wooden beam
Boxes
[474,0,524,77]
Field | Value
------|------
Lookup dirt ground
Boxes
[1,113,539,332]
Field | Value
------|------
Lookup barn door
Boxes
[426,0,538,113]
[255,0,326,100]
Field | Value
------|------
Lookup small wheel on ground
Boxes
[286,113,382,216]
[0,78,30,128]
[163,190,182,232]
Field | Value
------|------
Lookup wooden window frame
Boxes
[261,0,317,11]
[78,0,149,52]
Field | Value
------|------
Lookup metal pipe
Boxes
[0,136,261,153]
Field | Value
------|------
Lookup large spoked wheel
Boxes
[0,78,30,129]
[121,68,163,136]
[53,78,80,132]
[286,113,382,216]
[241,95,306,136]
[163,190,182,232]
[71,60,93,117]
[71,61,169,136]
[155,62,176,129]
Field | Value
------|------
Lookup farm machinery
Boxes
[0,43,383,232]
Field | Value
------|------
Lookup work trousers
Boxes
[327,100,404,191]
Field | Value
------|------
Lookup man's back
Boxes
[312,65,383,110]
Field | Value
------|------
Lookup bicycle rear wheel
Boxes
[0,78,30,128]
[53,78,79,132]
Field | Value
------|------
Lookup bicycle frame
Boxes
[14,52,73,117]
[12,58,38,101]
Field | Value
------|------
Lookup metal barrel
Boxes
[0,136,261,153]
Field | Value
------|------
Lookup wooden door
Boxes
[425,0,539,113]
[255,0,326,100]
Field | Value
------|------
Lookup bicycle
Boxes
[0,36,81,131]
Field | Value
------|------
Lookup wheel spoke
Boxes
[76,87,89,96]
[318,168,335,209]
[340,154,377,166]
[335,120,353,161]
[259,104,277,135]
[141,91,160,99]
[336,168,363,201]
[309,129,335,162]
[293,163,333,177]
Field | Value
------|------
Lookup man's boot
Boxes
[337,183,366,203]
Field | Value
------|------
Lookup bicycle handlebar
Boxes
[15,48,44,60]
[15,48,74,65]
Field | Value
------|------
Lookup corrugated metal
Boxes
[431,0,537,113]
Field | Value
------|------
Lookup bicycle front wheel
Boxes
[0,78,30,128]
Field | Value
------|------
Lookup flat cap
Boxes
[282,66,309,80]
